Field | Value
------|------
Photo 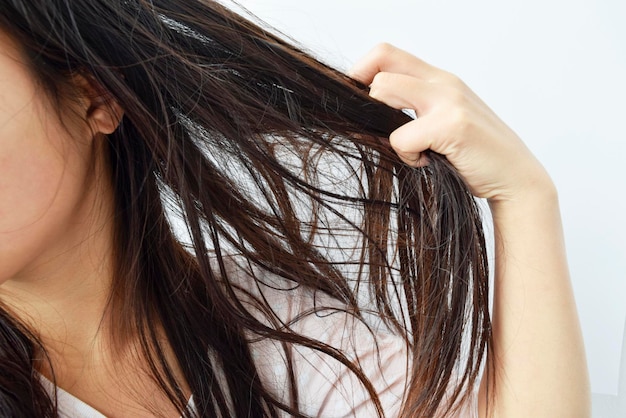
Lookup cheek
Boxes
[0,140,62,228]
[0,104,91,282]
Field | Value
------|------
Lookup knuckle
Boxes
[438,71,468,90]
[445,72,463,84]
[373,42,396,58]
[369,73,391,98]
[371,72,390,85]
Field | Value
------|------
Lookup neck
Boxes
[0,161,118,377]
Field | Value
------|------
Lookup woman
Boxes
[0,0,589,417]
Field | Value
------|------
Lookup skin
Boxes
[0,32,185,417]
[0,29,117,349]
[350,43,591,417]
[0,29,590,417]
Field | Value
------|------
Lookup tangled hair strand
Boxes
[0,0,493,417]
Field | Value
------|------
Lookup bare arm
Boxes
[349,43,591,417]
[478,186,590,418]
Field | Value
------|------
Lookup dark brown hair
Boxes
[0,0,492,416]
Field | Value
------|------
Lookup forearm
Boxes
[478,184,590,417]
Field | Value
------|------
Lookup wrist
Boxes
[488,178,559,220]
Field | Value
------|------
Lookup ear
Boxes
[87,94,124,135]
[74,74,124,135]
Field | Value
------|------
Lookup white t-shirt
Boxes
[40,259,479,417]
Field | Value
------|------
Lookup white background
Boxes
[227,0,626,415]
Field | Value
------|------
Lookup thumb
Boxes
[388,118,434,167]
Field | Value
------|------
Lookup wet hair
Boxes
[0,0,492,416]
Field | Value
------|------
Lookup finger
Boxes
[348,43,442,85]
[388,118,434,167]
[368,72,439,116]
